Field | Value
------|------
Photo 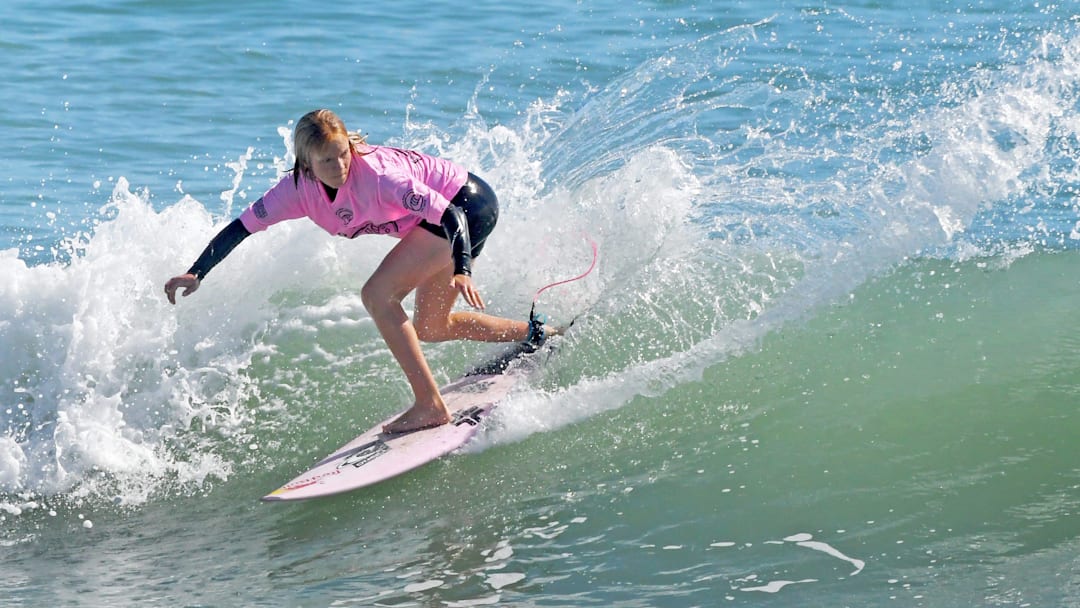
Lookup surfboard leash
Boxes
[528,233,600,327]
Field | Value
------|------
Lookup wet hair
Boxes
[291,109,368,185]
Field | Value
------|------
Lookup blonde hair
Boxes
[292,109,368,185]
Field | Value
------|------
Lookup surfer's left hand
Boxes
[451,274,485,310]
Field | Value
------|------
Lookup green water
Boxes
[5,251,1076,606]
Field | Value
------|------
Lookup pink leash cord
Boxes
[529,234,599,322]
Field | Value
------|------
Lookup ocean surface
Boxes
[2,1,1079,606]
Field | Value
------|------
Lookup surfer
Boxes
[164,109,549,434]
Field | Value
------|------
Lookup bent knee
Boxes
[360,279,396,314]
[414,321,452,343]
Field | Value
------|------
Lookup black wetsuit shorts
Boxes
[418,172,499,258]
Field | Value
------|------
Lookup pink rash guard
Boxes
[239,146,468,239]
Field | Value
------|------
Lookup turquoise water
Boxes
[2,1,1079,606]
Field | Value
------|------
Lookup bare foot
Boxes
[382,402,452,434]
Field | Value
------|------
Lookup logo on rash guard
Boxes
[402,189,428,212]
[253,200,268,219]
[339,221,399,238]
[335,208,354,224]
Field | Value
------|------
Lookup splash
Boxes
[0,173,376,508]
[477,22,1080,444]
[3,16,1079,515]
[0,183,238,504]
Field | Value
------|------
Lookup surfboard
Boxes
[261,341,545,502]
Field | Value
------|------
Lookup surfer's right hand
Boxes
[450,273,485,310]
[164,273,200,305]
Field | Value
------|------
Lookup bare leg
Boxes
[363,229,528,434]
[362,230,454,433]
[413,261,530,344]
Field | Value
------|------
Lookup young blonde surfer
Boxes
[164,109,549,434]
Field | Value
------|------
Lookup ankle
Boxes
[524,312,548,346]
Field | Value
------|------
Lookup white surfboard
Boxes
[261,341,544,502]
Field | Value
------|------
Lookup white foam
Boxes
[443,596,502,607]
[783,533,866,575]
[741,579,818,593]
[402,579,443,593]
[485,572,525,590]
[0,176,371,504]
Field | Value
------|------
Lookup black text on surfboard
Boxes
[452,406,483,427]
[338,441,390,469]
